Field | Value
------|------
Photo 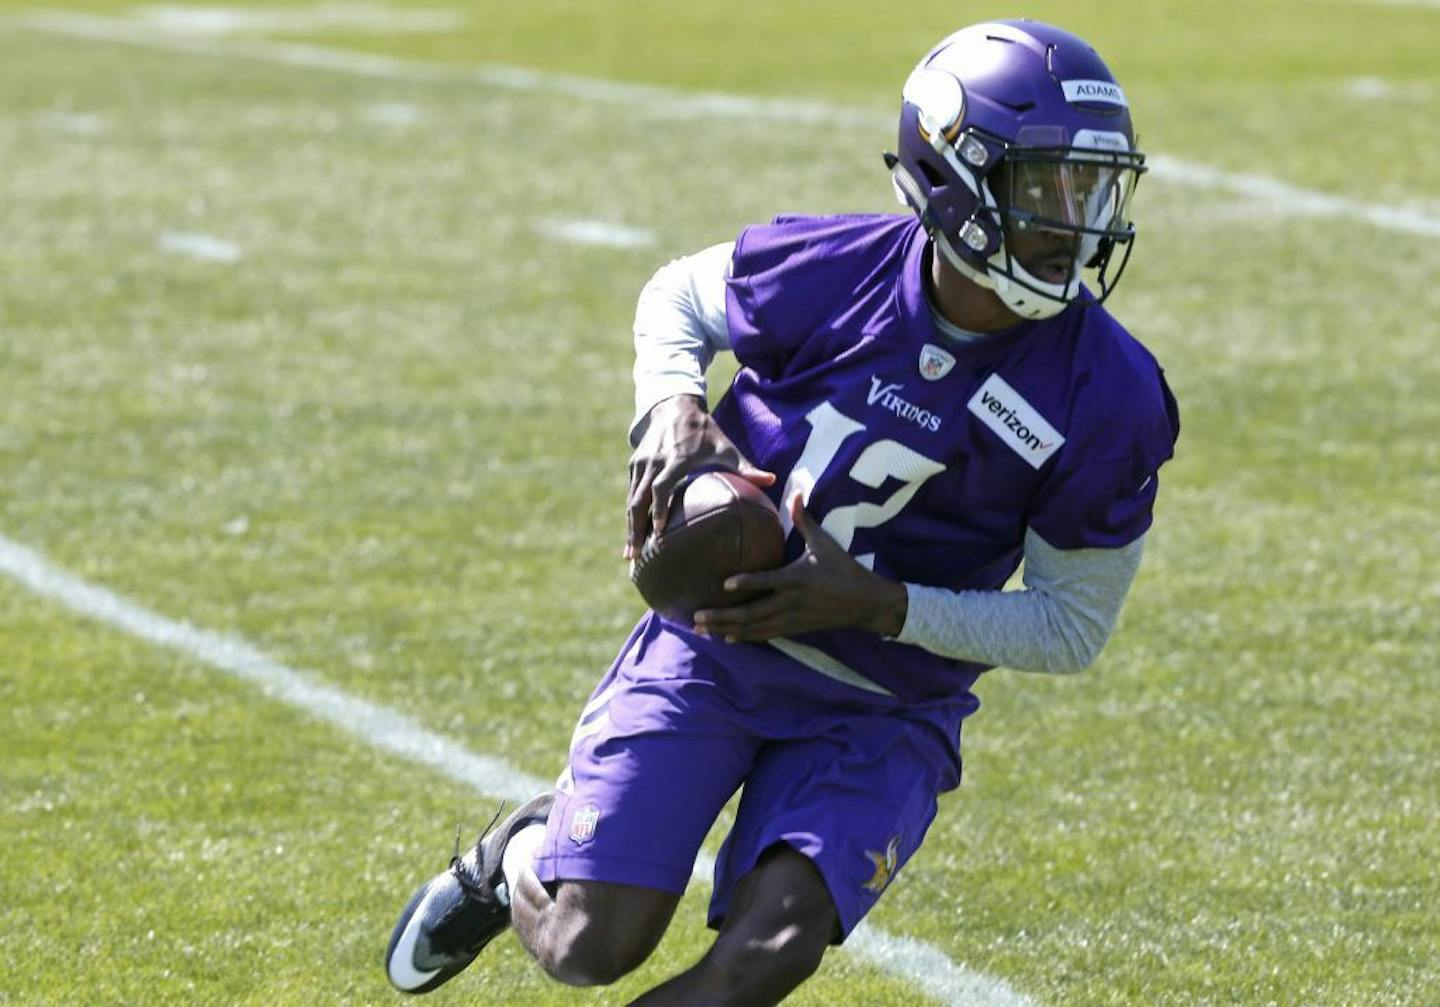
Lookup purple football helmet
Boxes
[886,20,1146,319]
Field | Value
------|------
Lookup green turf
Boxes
[1,2,1437,1004]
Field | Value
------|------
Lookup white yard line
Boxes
[158,230,243,263]
[1351,0,1440,8]
[365,101,422,126]
[0,536,538,804]
[38,110,106,135]
[12,9,874,126]
[0,533,1034,1007]
[1144,156,1440,239]
[536,218,657,250]
[132,4,467,36]
[11,7,1440,241]
[1341,75,1433,101]
[1344,76,1395,99]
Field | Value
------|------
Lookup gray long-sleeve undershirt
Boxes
[631,243,1144,675]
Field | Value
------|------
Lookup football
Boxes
[631,470,786,621]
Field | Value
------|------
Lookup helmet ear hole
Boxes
[917,160,948,188]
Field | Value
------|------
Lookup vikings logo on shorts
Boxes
[862,835,902,894]
[569,804,600,845]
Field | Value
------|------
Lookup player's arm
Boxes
[625,243,774,560]
[697,511,1141,675]
[894,529,1145,674]
[627,241,733,445]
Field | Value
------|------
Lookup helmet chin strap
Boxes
[892,161,1075,323]
[932,228,996,290]
[934,232,1072,321]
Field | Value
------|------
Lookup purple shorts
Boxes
[531,614,973,939]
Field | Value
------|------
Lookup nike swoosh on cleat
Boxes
[387,882,444,991]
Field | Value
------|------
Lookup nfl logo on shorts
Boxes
[569,804,600,845]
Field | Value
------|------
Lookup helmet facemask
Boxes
[886,21,1148,321]
[978,130,1146,319]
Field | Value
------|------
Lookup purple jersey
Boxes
[534,214,1178,935]
[688,212,1178,705]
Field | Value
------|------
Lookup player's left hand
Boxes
[692,495,908,641]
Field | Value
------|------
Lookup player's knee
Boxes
[537,931,644,988]
[706,917,831,992]
[707,873,837,994]
[532,885,673,987]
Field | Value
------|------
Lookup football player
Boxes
[386,19,1179,1004]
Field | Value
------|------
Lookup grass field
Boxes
[1,2,1437,1004]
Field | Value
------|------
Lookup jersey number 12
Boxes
[777,401,945,569]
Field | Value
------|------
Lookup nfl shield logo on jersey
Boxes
[919,344,956,381]
[569,804,600,845]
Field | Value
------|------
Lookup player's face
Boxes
[1003,219,1080,286]
[989,160,1121,285]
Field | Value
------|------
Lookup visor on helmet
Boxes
[998,125,1142,233]
[981,128,1145,308]
[1003,158,1136,237]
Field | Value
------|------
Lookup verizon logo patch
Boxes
[967,374,1064,469]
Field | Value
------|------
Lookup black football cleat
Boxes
[384,792,555,994]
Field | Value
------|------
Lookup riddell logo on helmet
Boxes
[1062,79,1128,107]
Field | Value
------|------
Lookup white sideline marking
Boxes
[1145,156,1440,239]
[39,110,106,135]
[132,5,467,36]
[537,218,657,250]
[1354,0,1440,8]
[1344,76,1394,99]
[0,535,536,803]
[13,8,1439,242]
[158,230,243,263]
[14,10,875,126]
[0,534,1034,1007]
[1342,76,1432,101]
[366,101,421,126]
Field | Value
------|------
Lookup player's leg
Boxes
[384,791,556,994]
[509,872,679,985]
[385,620,759,993]
[505,622,765,985]
[384,751,736,995]
[627,843,838,1007]
[515,687,757,985]
[630,711,959,1004]
[711,716,955,941]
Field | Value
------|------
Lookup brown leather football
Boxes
[631,471,786,620]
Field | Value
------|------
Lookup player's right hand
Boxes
[625,394,775,560]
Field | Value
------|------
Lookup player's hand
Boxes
[692,495,908,641]
[625,395,775,560]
